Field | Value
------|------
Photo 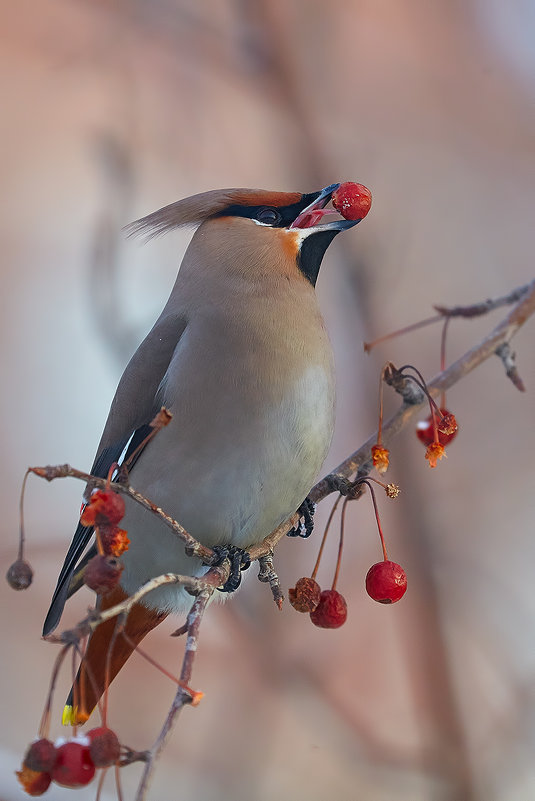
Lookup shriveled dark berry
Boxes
[23,738,57,773]
[83,554,123,594]
[6,558,33,590]
[289,577,321,613]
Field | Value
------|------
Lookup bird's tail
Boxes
[62,586,167,725]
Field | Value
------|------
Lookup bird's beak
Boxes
[290,183,361,231]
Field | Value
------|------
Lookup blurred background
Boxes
[1,1,535,799]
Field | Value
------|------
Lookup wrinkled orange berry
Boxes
[99,525,130,557]
[425,441,446,468]
[371,444,390,474]
[16,764,51,796]
[437,412,458,437]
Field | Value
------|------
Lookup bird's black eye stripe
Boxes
[218,193,317,228]
[256,207,282,225]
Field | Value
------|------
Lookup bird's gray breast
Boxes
[119,311,334,603]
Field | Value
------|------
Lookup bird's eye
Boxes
[256,207,282,225]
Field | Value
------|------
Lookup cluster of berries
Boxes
[372,364,458,474]
[80,487,130,594]
[17,728,120,795]
[289,479,407,628]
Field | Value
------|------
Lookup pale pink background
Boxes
[1,2,535,799]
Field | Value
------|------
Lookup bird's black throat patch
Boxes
[297,229,339,286]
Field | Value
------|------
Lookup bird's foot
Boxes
[287,497,316,538]
[211,545,252,593]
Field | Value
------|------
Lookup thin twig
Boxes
[28,465,213,562]
[434,281,531,318]
[495,342,526,392]
[134,571,221,800]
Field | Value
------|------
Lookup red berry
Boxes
[6,558,33,590]
[80,489,125,527]
[289,577,322,613]
[366,561,407,604]
[83,554,123,594]
[16,765,52,796]
[23,738,57,773]
[416,408,458,447]
[87,726,121,767]
[332,182,372,221]
[52,741,95,788]
[310,589,347,628]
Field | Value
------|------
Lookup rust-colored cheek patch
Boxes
[277,228,301,265]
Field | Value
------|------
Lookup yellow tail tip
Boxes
[62,704,77,726]
[62,704,89,726]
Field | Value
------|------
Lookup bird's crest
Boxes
[125,188,302,240]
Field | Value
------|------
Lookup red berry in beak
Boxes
[366,561,407,604]
[309,589,347,628]
[332,182,372,220]
[51,741,95,788]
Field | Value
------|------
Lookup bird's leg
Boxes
[211,545,252,593]
[286,497,316,538]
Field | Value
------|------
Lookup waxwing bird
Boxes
[43,184,365,724]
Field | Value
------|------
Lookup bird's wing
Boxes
[42,313,187,635]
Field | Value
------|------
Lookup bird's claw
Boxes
[286,497,316,538]
[212,545,251,593]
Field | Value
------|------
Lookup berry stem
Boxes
[38,643,71,738]
[364,314,442,352]
[17,469,31,562]
[358,479,388,561]
[311,495,342,580]
[376,365,389,447]
[364,476,392,493]
[95,770,107,801]
[397,364,446,421]
[430,402,440,445]
[122,633,202,699]
[440,316,451,408]
[71,643,79,737]
[332,499,349,591]
[105,463,119,490]
[115,762,125,801]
